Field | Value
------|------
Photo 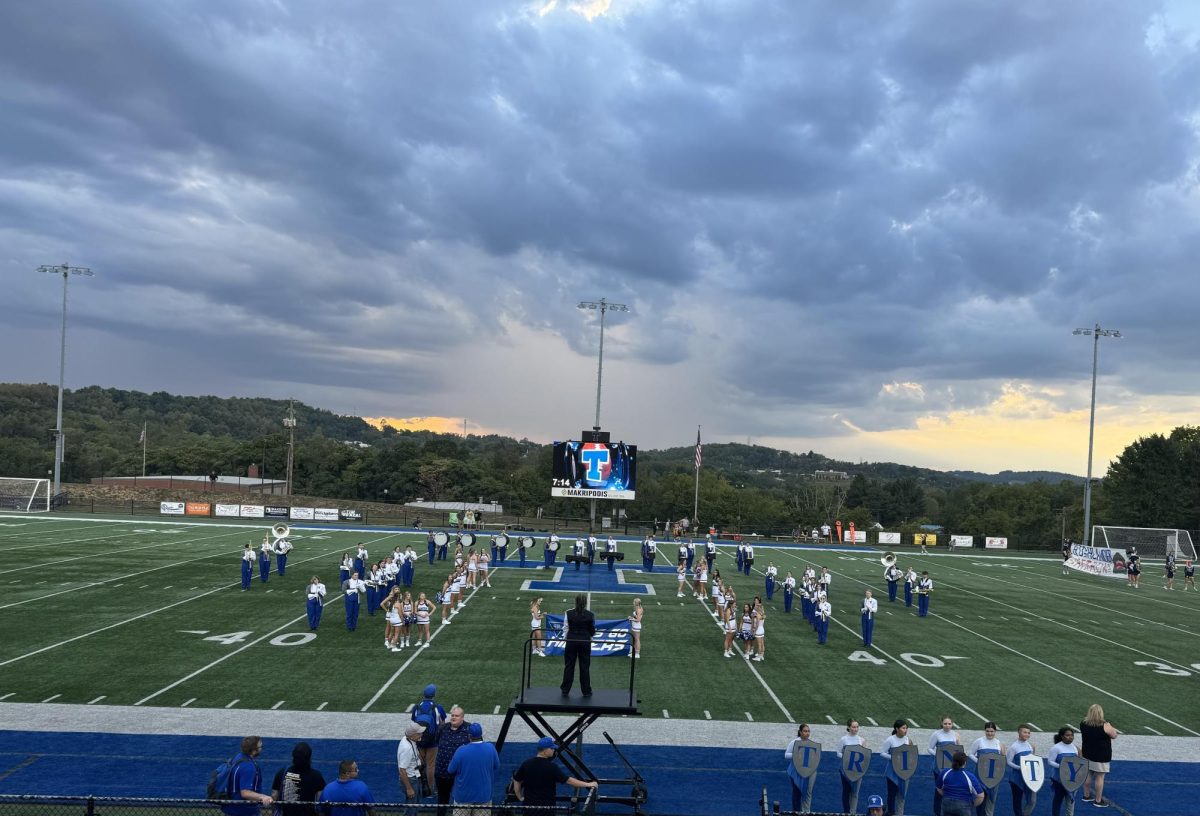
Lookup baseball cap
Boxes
[469,722,483,739]
[405,723,427,738]
[423,684,437,698]
[536,736,557,751]
[867,794,884,809]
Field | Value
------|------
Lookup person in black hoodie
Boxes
[271,741,326,816]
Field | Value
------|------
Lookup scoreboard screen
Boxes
[551,441,637,500]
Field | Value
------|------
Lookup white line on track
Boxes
[746,712,754,722]
[271,700,285,710]
[0,693,14,701]
[87,696,105,705]
[317,702,328,711]
[181,698,196,707]
[41,694,60,703]
[226,700,239,709]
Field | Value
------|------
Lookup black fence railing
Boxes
[0,796,600,816]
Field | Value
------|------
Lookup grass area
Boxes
[0,514,1198,736]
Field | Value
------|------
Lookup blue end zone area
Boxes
[525,565,656,594]
[0,730,1185,815]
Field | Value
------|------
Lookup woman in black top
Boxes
[1079,704,1118,807]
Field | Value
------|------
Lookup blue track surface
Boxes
[0,730,1182,815]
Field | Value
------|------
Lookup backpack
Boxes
[207,756,248,800]
[413,699,440,748]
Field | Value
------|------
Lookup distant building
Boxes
[91,475,288,495]
[405,499,505,514]
[812,470,850,481]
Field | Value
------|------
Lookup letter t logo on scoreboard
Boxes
[580,443,611,482]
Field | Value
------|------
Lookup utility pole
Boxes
[38,264,93,497]
[282,401,297,496]
[577,297,629,531]
[1072,324,1122,546]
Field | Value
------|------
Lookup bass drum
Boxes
[458,532,476,547]
[519,536,535,549]
[548,538,560,551]
[494,534,510,549]
[432,531,449,547]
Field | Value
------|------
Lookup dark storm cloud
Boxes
[3,0,1199,446]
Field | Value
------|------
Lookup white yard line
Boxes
[694,595,794,723]
[87,696,106,705]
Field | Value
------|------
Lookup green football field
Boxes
[0,514,1198,737]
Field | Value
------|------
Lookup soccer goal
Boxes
[1092,526,1198,561]
[0,478,51,513]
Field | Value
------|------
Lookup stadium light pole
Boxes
[38,264,93,498]
[1073,324,1122,547]
[282,400,297,497]
[578,298,629,532]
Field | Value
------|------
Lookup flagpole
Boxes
[693,425,701,525]
[141,422,147,477]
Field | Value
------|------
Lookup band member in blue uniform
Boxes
[918,571,933,617]
[904,566,917,607]
[605,536,619,571]
[573,537,587,571]
[782,572,795,613]
[545,534,559,568]
[816,596,831,644]
[241,543,254,590]
[490,533,500,563]
[496,533,508,563]
[686,539,695,571]
[764,562,777,600]
[427,531,437,565]
[587,534,597,562]
[885,562,901,602]
[518,537,528,567]
[364,562,379,616]
[338,552,352,584]
[641,535,656,572]
[743,543,754,576]
[861,589,877,647]
[275,537,292,576]
[344,571,366,631]
[353,544,368,578]
[705,538,717,572]
[402,545,417,588]
[735,542,745,572]
[258,538,272,583]
[306,575,326,630]
[437,532,449,561]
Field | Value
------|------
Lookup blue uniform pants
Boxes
[519,548,526,567]
[353,557,365,576]
[817,617,828,644]
[1050,780,1074,816]
[904,584,913,606]
[840,774,861,814]
[783,587,793,612]
[258,556,270,583]
[919,593,930,617]
[403,562,414,587]
[241,562,252,589]
[307,599,322,630]
[437,544,448,561]
[366,585,377,615]
[686,553,694,570]
[862,613,874,646]
[743,561,751,576]
[888,580,898,602]
[276,554,287,576]
[428,542,436,564]
[765,576,775,600]
[345,595,360,631]
[497,546,506,563]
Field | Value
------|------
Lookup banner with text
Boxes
[290,506,315,520]
[314,507,339,522]
[878,531,901,546]
[985,537,1009,549]
[239,504,265,518]
[542,615,632,657]
[842,530,867,543]
[185,502,211,517]
[215,503,240,518]
[160,501,185,516]
[264,506,289,518]
[1066,543,1128,578]
[950,535,974,549]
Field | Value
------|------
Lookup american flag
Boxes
[694,427,702,469]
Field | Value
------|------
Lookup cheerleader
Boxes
[713,576,726,611]
[970,722,1003,816]
[1006,724,1038,816]
[782,571,795,613]
[453,543,465,569]
[710,569,723,606]
[447,571,461,615]
[928,716,961,816]
[881,719,915,816]
[693,560,708,599]
[1165,553,1176,590]
[1047,726,1079,816]
[240,543,254,590]
[676,564,687,597]
[415,592,434,647]
[764,562,778,600]
[737,602,755,658]
[258,538,273,583]
[628,598,643,659]
[479,549,492,588]
[753,597,766,661]
[439,578,454,624]
[339,552,353,584]
[838,719,868,814]
[722,599,739,657]
[467,548,479,587]
[530,597,545,656]
[383,587,402,650]
[400,591,415,648]
[305,575,326,630]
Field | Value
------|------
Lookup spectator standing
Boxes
[447,723,500,816]
[271,741,325,816]
[318,760,375,816]
[412,684,448,789]
[220,736,271,816]
[397,724,426,803]
[511,736,598,812]
[433,706,472,816]
[1079,704,1119,808]
[936,752,985,816]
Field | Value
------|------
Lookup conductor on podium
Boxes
[560,594,596,698]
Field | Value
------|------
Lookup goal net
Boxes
[0,478,51,513]
[1092,526,1198,562]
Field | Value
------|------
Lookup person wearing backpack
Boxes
[216,736,271,816]
[411,684,446,793]
[270,741,325,816]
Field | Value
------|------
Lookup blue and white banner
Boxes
[542,614,632,657]
[1067,542,1128,578]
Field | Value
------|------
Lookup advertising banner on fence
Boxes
[160,501,185,515]
[1066,543,1128,578]
[985,537,1009,549]
[185,502,211,516]
[339,509,363,521]
[215,504,240,518]
[914,533,937,547]
[239,504,265,518]
[542,615,632,657]
[950,535,974,549]
[314,508,339,522]
[264,506,289,518]
[878,531,901,546]
[842,530,867,543]
[290,506,315,520]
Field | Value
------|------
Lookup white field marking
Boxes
[930,612,1200,736]
[36,581,45,584]
[494,705,501,715]
[114,584,123,588]
[181,698,196,707]
[663,709,670,719]
[0,526,139,553]
[693,595,794,722]
[704,710,712,720]
[134,594,346,706]
[271,700,286,710]
[226,700,239,709]
[0,538,384,667]
[1028,722,1040,731]
[825,715,838,724]
[41,694,61,703]
[0,693,14,701]
[1000,616,1008,620]
[360,583,486,712]
[405,704,414,713]
[164,586,173,590]
[909,718,921,728]
[138,585,148,589]
[867,717,878,726]
[750,551,992,724]
[317,702,328,711]
[0,536,218,576]
[1146,726,1163,735]
[87,696,105,705]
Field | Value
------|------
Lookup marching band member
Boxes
[490,532,501,563]
[928,716,961,816]
[743,543,754,576]
[496,532,508,563]
[628,598,643,659]
[641,534,656,572]
[428,530,437,565]
[1047,726,1079,816]
[403,545,418,587]
[677,539,689,566]
[722,599,738,657]
[383,587,401,650]
[676,564,687,598]
[881,719,915,816]
[735,541,745,572]
[365,561,380,616]
[344,571,366,631]
[705,537,717,572]
[258,537,273,583]
[573,537,587,571]
[530,597,545,656]
[305,575,326,630]
[275,536,292,576]
[885,562,901,602]
[838,720,868,814]
[785,723,817,813]
[415,592,434,647]
[383,556,399,595]
[587,533,597,562]
[1185,559,1195,590]
[969,722,1003,816]
[1006,724,1038,816]
[545,534,559,568]
[918,571,933,617]
[800,577,813,623]
[904,566,918,607]
[453,565,468,610]
[241,543,254,590]
[818,566,831,596]
[437,531,449,561]
[693,559,708,599]
[804,565,816,583]
[354,543,368,578]
[400,591,415,649]
[816,593,832,645]
[753,597,766,662]
[478,549,491,587]
[860,589,877,647]
[604,536,619,570]
[518,536,528,568]
[765,562,778,600]
[782,571,796,613]
[686,539,696,571]
[339,552,353,584]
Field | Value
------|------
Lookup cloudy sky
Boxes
[6,0,1200,475]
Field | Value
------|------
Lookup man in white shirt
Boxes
[396,723,426,801]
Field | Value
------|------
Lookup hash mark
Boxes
[493,705,500,715]
[825,715,837,724]
[908,718,921,728]
[181,698,196,707]
[87,696,105,705]
[704,710,712,720]
[317,702,328,711]
[663,709,670,718]
[226,700,239,708]
[867,717,878,726]
[745,712,754,722]
[1146,726,1162,735]
[0,693,14,701]
[271,700,286,710]
[41,693,61,703]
